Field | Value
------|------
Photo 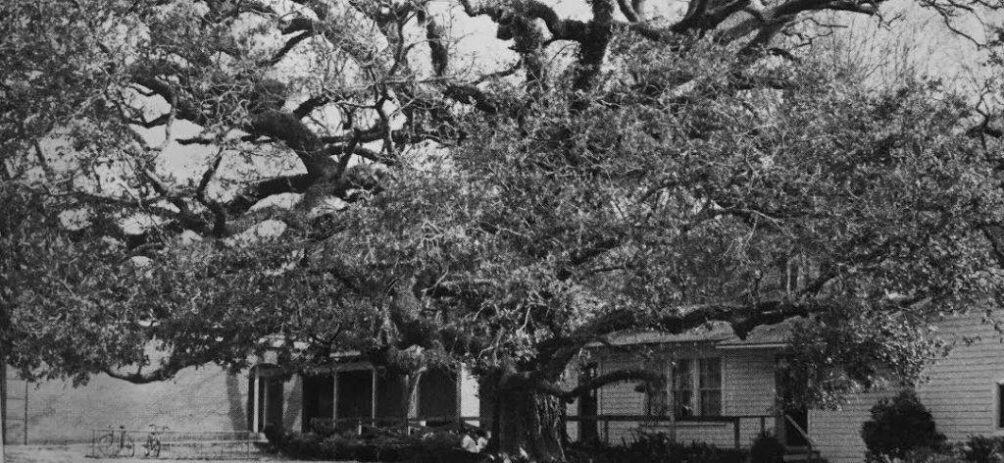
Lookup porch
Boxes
[250,362,482,435]
[565,413,821,462]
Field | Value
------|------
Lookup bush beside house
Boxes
[861,390,946,462]
[750,431,785,463]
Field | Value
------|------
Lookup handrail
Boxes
[782,414,815,447]
[783,414,816,463]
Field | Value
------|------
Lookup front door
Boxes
[775,356,808,447]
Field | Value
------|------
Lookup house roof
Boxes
[599,317,803,349]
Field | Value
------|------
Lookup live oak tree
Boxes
[4,0,1004,461]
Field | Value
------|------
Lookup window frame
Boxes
[698,357,723,417]
[646,356,723,420]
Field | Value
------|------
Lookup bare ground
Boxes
[2,446,327,463]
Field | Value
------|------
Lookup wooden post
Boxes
[370,368,377,423]
[759,416,766,435]
[251,374,260,432]
[733,418,741,449]
[21,382,26,445]
[1,360,6,463]
[455,370,462,432]
[332,370,339,422]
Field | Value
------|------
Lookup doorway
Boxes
[302,375,334,433]
[775,356,809,447]
[250,371,285,433]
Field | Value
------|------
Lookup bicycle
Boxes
[96,425,135,457]
[143,424,168,458]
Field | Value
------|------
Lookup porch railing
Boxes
[320,414,777,450]
[565,414,776,449]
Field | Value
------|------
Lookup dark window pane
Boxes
[700,391,721,416]
[700,358,721,389]
[675,391,694,418]
[674,359,692,393]
[647,390,669,416]
[673,359,694,419]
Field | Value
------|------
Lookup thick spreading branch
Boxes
[536,368,663,401]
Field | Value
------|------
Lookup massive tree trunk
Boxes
[493,382,566,462]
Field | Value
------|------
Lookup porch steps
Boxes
[783,446,826,463]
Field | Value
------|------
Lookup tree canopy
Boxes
[4,0,1004,459]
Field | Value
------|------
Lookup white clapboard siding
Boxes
[810,390,894,463]
[811,310,1004,463]
[597,352,646,444]
[917,311,1004,441]
[723,349,781,446]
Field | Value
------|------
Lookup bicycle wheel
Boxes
[143,437,162,458]
[97,434,118,457]
[123,434,136,457]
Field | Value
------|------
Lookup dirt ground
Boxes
[2,446,319,463]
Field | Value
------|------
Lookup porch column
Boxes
[252,373,260,432]
[370,368,377,423]
[455,369,462,426]
[332,370,339,421]
[408,375,419,419]
[458,367,480,428]
[668,392,677,444]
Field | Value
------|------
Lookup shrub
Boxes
[308,417,338,437]
[861,390,946,462]
[750,431,785,463]
[902,446,965,463]
[963,436,1004,463]
[564,432,748,463]
[274,429,477,463]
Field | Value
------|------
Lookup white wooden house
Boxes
[584,319,797,451]
[587,310,1004,463]
[5,310,1004,463]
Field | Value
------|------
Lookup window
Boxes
[699,358,722,416]
[645,362,669,416]
[673,359,694,418]
[647,357,722,419]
